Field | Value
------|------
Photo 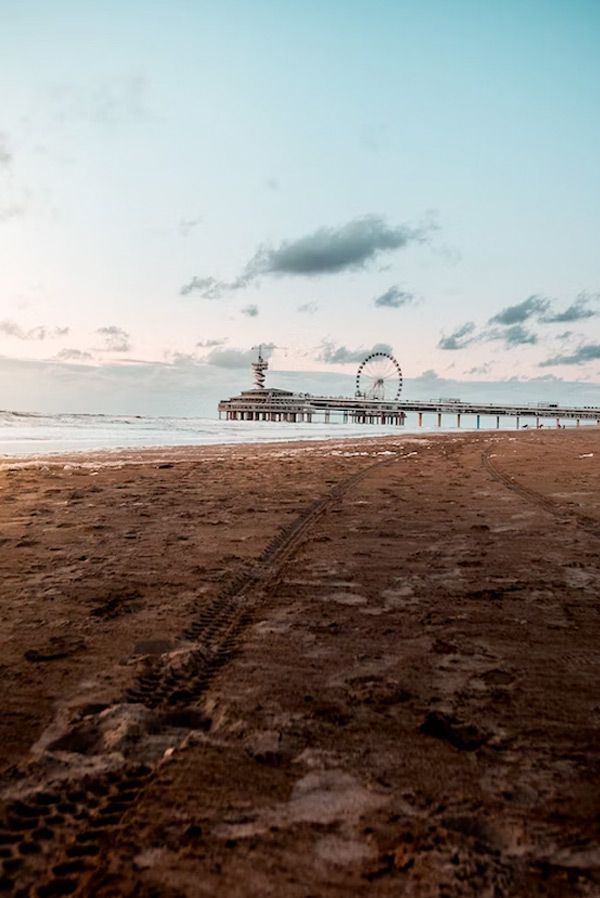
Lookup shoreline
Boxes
[2,422,597,469]
[0,426,465,463]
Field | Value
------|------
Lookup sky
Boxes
[1,0,600,415]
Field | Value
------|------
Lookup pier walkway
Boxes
[218,388,600,428]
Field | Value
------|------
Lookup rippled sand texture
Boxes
[0,429,599,897]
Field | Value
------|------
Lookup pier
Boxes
[218,349,600,428]
[218,390,600,428]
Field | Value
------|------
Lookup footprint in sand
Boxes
[327,592,368,606]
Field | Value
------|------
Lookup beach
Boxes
[1,427,599,896]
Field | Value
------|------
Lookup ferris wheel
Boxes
[355,352,403,401]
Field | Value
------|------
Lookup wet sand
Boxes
[0,428,599,896]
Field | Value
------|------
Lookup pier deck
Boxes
[218,389,600,427]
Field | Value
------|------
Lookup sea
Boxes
[0,408,552,458]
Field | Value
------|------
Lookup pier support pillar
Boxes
[576,418,580,427]
[418,412,423,427]
[476,414,480,430]
[556,418,560,429]
[437,412,442,427]
[536,416,540,428]
[496,415,500,429]
[325,411,330,423]
[516,416,520,429]
[457,413,461,428]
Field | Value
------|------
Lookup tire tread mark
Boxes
[482,447,600,537]
[4,453,398,898]
[126,457,397,709]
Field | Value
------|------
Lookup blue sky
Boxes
[1,0,599,413]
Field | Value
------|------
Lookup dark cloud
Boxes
[96,326,131,352]
[540,343,600,367]
[441,292,598,356]
[438,322,476,350]
[181,215,429,298]
[489,295,550,325]
[204,343,275,369]
[0,320,69,340]
[241,304,259,317]
[248,216,427,278]
[373,285,415,309]
[487,324,538,346]
[542,293,598,323]
[297,301,319,314]
[55,348,93,361]
[317,341,393,364]
[466,363,491,375]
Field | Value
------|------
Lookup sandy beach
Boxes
[1,428,599,896]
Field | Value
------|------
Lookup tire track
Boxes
[0,453,398,897]
[482,446,600,537]
[125,455,395,710]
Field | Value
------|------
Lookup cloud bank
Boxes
[540,343,600,367]
[440,290,598,360]
[542,293,598,323]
